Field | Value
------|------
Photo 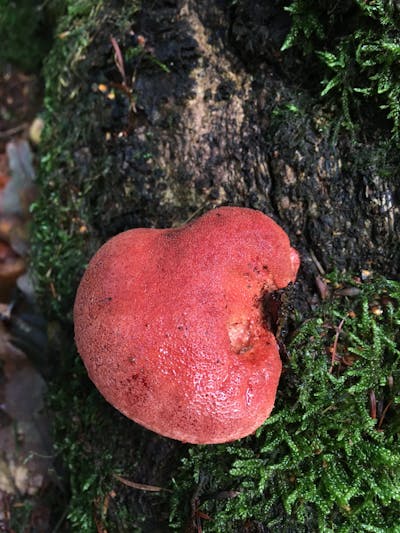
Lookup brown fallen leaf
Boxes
[3,140,36,219]
[0,172,9,189]
[315,275,329,300]
[0,152,8,177]
[0,215,19,242]
[0,358,53,496]
[0,322,26,369]
[0,241,25,299]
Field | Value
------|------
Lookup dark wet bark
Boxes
[87,0,398,285]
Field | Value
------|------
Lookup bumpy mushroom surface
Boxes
[74,207,299,444]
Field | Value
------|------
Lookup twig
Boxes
[377,399,393,429]
[51,506,69,533]
[113,473,172,492]
[369,390,377,419]
[0,123,29,138]
[329,316,346,373]
[110,36,127,86]
[183,198,214,225]
[310,249,326,276]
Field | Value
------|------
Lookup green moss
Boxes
[282,0,400,139]
[0,0,64,71]
[48,342,161,532]
[169,275,400,531]
[31,0,142,319]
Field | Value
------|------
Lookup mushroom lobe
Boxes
[74,207,300,444]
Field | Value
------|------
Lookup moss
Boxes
[31,0,142,319]
[282,0,400,139]
[0,0,64,71]
[169,274,400,531]
[49,350,145,532]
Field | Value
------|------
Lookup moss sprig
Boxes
[282,0,400,139]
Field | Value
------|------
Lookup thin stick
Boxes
[110,36,127,86]
[310,248,325,276]
[113,473,172,493]
[329,317,346,373]
[0,123,29,138]
[377,399,393,429]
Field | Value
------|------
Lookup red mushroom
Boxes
[74,207,300,444]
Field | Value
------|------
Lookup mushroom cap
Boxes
[74,207,300,444]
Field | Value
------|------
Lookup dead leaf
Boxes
[0,241,25,299]
[3,140,36,218]
[29,117,44,145]
[0,359,53,496]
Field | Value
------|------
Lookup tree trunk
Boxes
[85,0,399,280]
[36,0,400,530]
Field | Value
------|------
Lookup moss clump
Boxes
[169,275,400,531]
[0,0,63,71]
[49,351,149,532]
[281,0,400,139]
[31,0,142,319]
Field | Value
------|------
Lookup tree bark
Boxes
[87,0,399,282]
